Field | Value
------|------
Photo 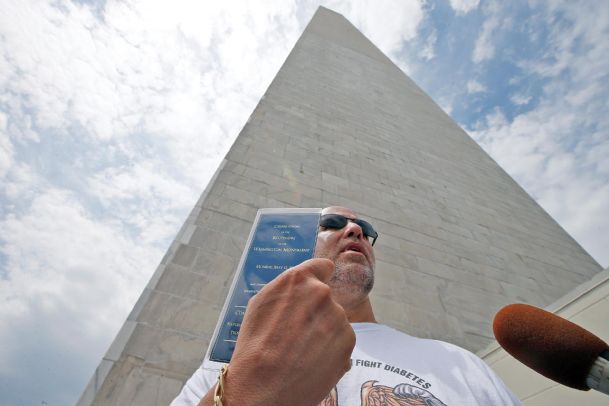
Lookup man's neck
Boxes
[343,297,377,323]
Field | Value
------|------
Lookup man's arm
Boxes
[197,258,355,406]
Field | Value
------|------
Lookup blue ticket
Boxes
[208,208,321,364]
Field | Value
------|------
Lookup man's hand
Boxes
[199,258,355,406]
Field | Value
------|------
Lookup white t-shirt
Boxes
[172,323,521,405]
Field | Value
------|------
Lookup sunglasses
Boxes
[319,214,379,246]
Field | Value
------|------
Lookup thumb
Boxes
[299,258,335,284]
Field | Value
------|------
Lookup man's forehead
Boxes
[321,206,357,218]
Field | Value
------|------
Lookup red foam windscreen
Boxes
[493,303,608,390]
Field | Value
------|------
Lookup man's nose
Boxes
[343,220,364,240]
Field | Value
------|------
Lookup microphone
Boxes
[493,303,609,395]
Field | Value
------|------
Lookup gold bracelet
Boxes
[214,364,229,406]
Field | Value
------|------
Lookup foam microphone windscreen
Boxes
[493,303,608,390]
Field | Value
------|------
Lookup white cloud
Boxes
[1,160,42,204]
[0,188,158,326]
[324,0,425,55]
[439,100,454,116]
[449,0,480,15]
[0,187,163,403]
[88,162,196,244]
[90,162,193,208]
[585,139,609,175]
[467,79,487,93]
[470,95,609,269]
[510,93,532,106]
[0,111,13,179]
[0,0,301,185]
[472,2,500,63]
[418,30,438,61]
[466,1,609,267]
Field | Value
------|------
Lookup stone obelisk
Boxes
[79,7,601,405]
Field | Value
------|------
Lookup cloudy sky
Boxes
[0,0,607,404]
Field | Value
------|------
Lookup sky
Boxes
[0,0,607,404]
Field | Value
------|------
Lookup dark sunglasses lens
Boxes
[320,215,377,241]
[319,214,348,229]
[354,219,376,238]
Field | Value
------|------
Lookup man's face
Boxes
[314,206,376,295]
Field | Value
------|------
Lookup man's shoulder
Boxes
[354,322,481,358]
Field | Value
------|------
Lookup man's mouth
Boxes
[343,243,364,254]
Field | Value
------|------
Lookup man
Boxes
[173,206,521,405]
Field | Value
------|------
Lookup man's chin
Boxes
[329,274,374,296]
[338,251,370,266]
[331,261,374,290]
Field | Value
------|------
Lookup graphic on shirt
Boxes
[361,380,447,406]
[319,386,337,406]
[318,380,447,406]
